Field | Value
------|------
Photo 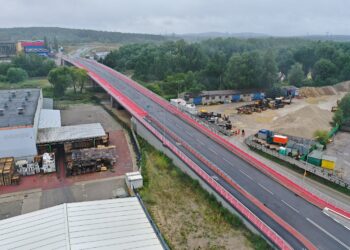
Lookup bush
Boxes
[6,67,28,83]
[0,75,7,82]
[313,130,329,145]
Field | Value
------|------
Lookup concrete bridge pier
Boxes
[110,96,124,110]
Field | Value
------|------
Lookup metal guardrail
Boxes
[245,135,350,189]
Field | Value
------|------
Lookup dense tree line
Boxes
[0,54,56,83]
[103,38,350,97]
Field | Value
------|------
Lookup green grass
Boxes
[250,147,350,196]
[0,77,54,98]
[139,138,271,250]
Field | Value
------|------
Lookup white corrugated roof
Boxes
[0,198,164,250]
[39,109,61,129]
[37,123,105,144]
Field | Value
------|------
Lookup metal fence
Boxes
[245,136,350,189]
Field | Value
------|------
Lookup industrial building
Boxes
[16,40,49,57]
[0,198,165,250]
[181,89,265,105]
[0,42,16,60]
[0,89,44,162]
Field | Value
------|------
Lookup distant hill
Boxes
[178,32,270,41]
[298,35,350,42]
[0,27,168,44]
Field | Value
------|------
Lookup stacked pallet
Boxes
[0,157,16,186]
[66,146,117,176]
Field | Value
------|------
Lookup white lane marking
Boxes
[239,170,253,180]
[258,183,274,195]
[306,217,350,249]
[197,139,205,146]
[281,200,299,214]
[223,158,231,165]
[209,148,218,155]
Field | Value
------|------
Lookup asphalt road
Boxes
[73,58,350,250]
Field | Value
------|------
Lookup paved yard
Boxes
[0,177,127,220]
[60,103,122,132]
[325,132,350,181]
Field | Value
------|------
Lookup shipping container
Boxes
[279,147,287,155]
[321,155,336,170]
[193,96,203,105]
[307,150,323,166]
[273,135,288,145]
[232,94,241,102]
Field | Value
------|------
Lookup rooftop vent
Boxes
[4,102,8,108]
[27,91,31,96]
[17,107,24,115]
[22,101,26,108]
[0,109,4,116]
[11,91,16,97]
[8,96,12,102]
[25,96,29,101]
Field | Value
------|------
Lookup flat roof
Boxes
[0,89,41,128]
[38,109,61,129]
[0,198,164,250]
[37,123,105,144]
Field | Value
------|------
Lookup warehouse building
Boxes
[17,40,49,57]
[0,89,43,161]
[0,198,165,250]
[0,88,63,161]
[181,89,265,105]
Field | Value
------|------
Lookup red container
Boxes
[273,135,288,144]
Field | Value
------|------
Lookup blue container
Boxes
[252,93,263,100]
[232,94,241,102]
[193,96,202,105]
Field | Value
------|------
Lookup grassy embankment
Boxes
[139,139,271,250]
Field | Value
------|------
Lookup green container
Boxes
[279,147,287,155]
[307,150,323,166]
[267,136,273,144]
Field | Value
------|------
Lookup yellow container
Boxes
[321,155,336,170]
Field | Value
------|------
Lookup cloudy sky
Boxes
[0,0,348,36]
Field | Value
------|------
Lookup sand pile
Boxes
[272,105,333,139]
[299,81,350,97]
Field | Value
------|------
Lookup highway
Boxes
[71,58,350,250]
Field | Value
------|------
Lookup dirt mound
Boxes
[299,81,350,97]
[272,105,333,139]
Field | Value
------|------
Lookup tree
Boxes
[312,59,337,86]
[6,67,28,83]
[224,52,262,89]
[340,62,350,82]
[261,49,278,88]
[71,68,88,93]
[332,109,344,126]
[48,67,73,96]
[313,130,329,146]
[44,36,49,49]
[276,48,295,75]
[288,63,304,87]
[54,37,59,52]
[338,93,350,120]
